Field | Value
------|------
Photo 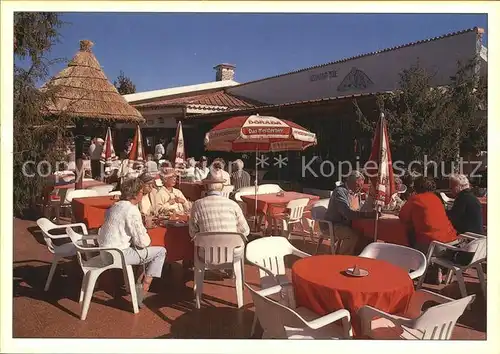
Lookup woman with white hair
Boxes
[231,159,251,191]
[447,173,483,234]
[183,157,196,181]
[211,158,231,186]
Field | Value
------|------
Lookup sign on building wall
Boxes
[228,29,482,104]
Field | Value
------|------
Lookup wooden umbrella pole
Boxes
[373,206,380,242]
[74,120,84,190]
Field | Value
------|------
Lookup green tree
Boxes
[114,70,136,94]
[14,12,70,217]
[354,57,487,175]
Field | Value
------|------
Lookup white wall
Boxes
[228,31,480,104]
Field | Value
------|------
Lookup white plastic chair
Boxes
[108,190,121,197]
[36,218,88,291]
[258,184,282,194]
[358,290,475,339]
[246,237,311,336]
[66,227,139,320]
[359,243,427,280]
[416,233,487,299]
[246,283,352,339]
[63,189,99,204]
[88,184,115,196]
[221,185,235,198]
[439,192,455,204]
[302,199,336,254]
[193,232,247,309]
[274,198,310,240]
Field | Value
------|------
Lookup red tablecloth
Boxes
[178,182,204,202]
[352,214,409,246]
[241,192,320,217]
[292,255,414,336]
[148,226,194,262]
[72,196,116,229]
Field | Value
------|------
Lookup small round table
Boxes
[292,255,414,336]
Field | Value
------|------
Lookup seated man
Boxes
[189,170,250,239]
[156,168,191,215]
[324,170,377,255]
[447,174,483,234]
[231,159,251,191]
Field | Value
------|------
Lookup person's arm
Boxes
[156,189,176,213]
[189,203,200,238]
[126,207,151,248]
[334,189,376,221]
[234,203,250,237]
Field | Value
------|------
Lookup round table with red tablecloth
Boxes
[352,214,409,246]
[292,255,414,336]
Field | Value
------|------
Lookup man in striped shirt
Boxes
[189,170,250,240]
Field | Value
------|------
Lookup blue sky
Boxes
[40,13,487,92]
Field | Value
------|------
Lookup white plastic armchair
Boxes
[274,198,310,240]
[193,232,247,309]
[221,185,235,198]
[108,190,121,197]
[63,189,99,204]
[417,233,486,299]
[359,243,427,280]
[246,283,352,339]
[65,227,139,320]
[246,237,311,336]
[302,199,335,255]
[440,192,454,210]
[358,290,475,339]
[36,218,88,291]
[88,184,115,196]
[258,184,282,194]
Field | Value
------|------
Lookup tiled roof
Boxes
[187,91,390,120]
[133,90,265,110]
[230,27,484,89]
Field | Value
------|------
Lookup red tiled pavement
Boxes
[13,218,486,339]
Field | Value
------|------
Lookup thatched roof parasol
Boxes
[42,39,144,123]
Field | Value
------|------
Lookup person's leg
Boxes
[122,247,167,292]
[333,225,360,255]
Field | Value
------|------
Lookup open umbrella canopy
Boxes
[41,40,144,123]
[204,115,317,152]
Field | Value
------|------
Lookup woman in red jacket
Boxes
[399,176,458,253]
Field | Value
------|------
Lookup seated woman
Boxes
[97,178,166,307]
[156,168,191,215]
[211,158,231,186]
[194,156,210,181]
[447,173,483,234]
[360,177,405,212]
[137,172,159,217]
[181,158,196,182]
[399,176,458,253]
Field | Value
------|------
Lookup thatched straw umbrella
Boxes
[42,39,144,189]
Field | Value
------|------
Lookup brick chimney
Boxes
[214,63,235,81]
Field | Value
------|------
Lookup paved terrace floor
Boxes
[12,218,486,339]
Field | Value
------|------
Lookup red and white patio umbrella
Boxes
[205,114,317,225]
[172,121,186,167]
[100,127,118,164]
[128,125,145,167]
[204,115,317,152]
[365,112,396,241]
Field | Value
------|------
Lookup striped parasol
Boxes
[128,125,145,167]
[100,127,118,164]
